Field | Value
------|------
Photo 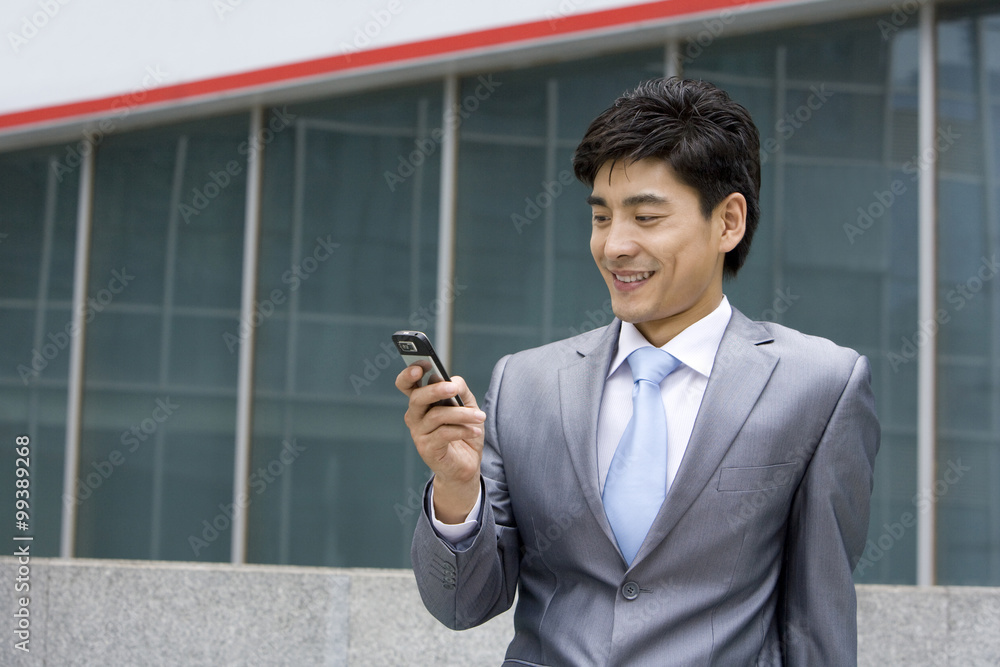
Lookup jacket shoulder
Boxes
[749,316,865,384]
[501,322,615,371]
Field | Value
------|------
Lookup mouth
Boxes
[611,270,655,289]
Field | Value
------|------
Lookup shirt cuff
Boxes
[429,484,482,545]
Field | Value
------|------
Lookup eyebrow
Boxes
[586,193,671,207]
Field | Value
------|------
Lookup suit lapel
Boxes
[634,308,778,564]
[558,320,621,546]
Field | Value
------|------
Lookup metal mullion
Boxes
[686,71,776,90]
[401,96,429,564]
[877,31,897,574]
[665,39,681,78]
[231,107,265,565]
[301,117,414,138]
[777,154,896,169]
[27,157,60,441]
[771,46,787,312]
[410,98,429,317]
[541,78,558,344]
[916,1,938,587]
[149,134,188,559]
[76,379,236,398]
[59,144,95,559]
[457,132,549,149]
[275,117,308,565]
[975,13,1000,584]
[435,75,459,366]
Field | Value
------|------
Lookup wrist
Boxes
[431,475,480,524]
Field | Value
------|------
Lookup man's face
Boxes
[588,157,740,344]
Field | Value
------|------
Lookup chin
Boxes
[609,303,649,325]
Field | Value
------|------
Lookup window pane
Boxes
[935,4,1000,586]
[687,14,921,584]
[75,115,247,562]
[453,50,664,396]
[247,86,442,567]
[0,146,80,557]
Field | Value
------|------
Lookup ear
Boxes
[715,192,746,253]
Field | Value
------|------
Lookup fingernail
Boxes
[475,411,486,421]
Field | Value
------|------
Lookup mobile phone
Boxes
[392,330,464,407]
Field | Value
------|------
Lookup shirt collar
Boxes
[608,295,733,379]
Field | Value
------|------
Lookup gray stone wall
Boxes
[1,557,997,665]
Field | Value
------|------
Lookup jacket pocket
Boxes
[717,462,798,492]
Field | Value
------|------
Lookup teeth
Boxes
[614,271,653,283]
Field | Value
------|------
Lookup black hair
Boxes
[572,77,761,278]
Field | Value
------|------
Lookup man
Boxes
[396,78,879,665]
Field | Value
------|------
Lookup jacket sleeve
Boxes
[410,354,522,630]
[780,354,881,665]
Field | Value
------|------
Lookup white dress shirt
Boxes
[596,296,732,492]
[431,296,733,543]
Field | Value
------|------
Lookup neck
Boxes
[635,290,723,347]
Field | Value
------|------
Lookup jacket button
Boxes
[622,581,640,600]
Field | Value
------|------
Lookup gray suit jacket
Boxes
[412,308,880,666]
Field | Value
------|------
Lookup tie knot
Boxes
[627,346,681,385]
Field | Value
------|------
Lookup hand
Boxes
[396,365,486,523]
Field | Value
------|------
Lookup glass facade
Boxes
[935,2,1000,584]
[74,116,248,561]
[453,51,663,392]
[1,2,997,585]
[0,146,80,558]
[247,87,443,567]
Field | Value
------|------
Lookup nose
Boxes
[602,218,639,259]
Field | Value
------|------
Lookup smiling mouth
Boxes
[613,271,654,284]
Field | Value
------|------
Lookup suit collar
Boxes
[633,307,777,565]
[554,308,778,569]
[609,296,733,380]
[558,320,622,547]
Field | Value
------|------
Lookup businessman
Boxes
[396,78,880,666]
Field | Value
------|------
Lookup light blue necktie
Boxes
[603,346,681,565]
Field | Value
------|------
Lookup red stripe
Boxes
[1,0,780,132]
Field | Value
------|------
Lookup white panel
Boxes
[0,0,846,122]
[0,0,650,115]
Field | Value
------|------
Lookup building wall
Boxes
[1,0,998,586]
[1,557,999,665]
[0,0,851,130]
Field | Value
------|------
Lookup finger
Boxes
[416,423,484,448]
[448,376,480,411]
[394,364,425,395]
[405,399,486,438]
[407,378,468,413]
